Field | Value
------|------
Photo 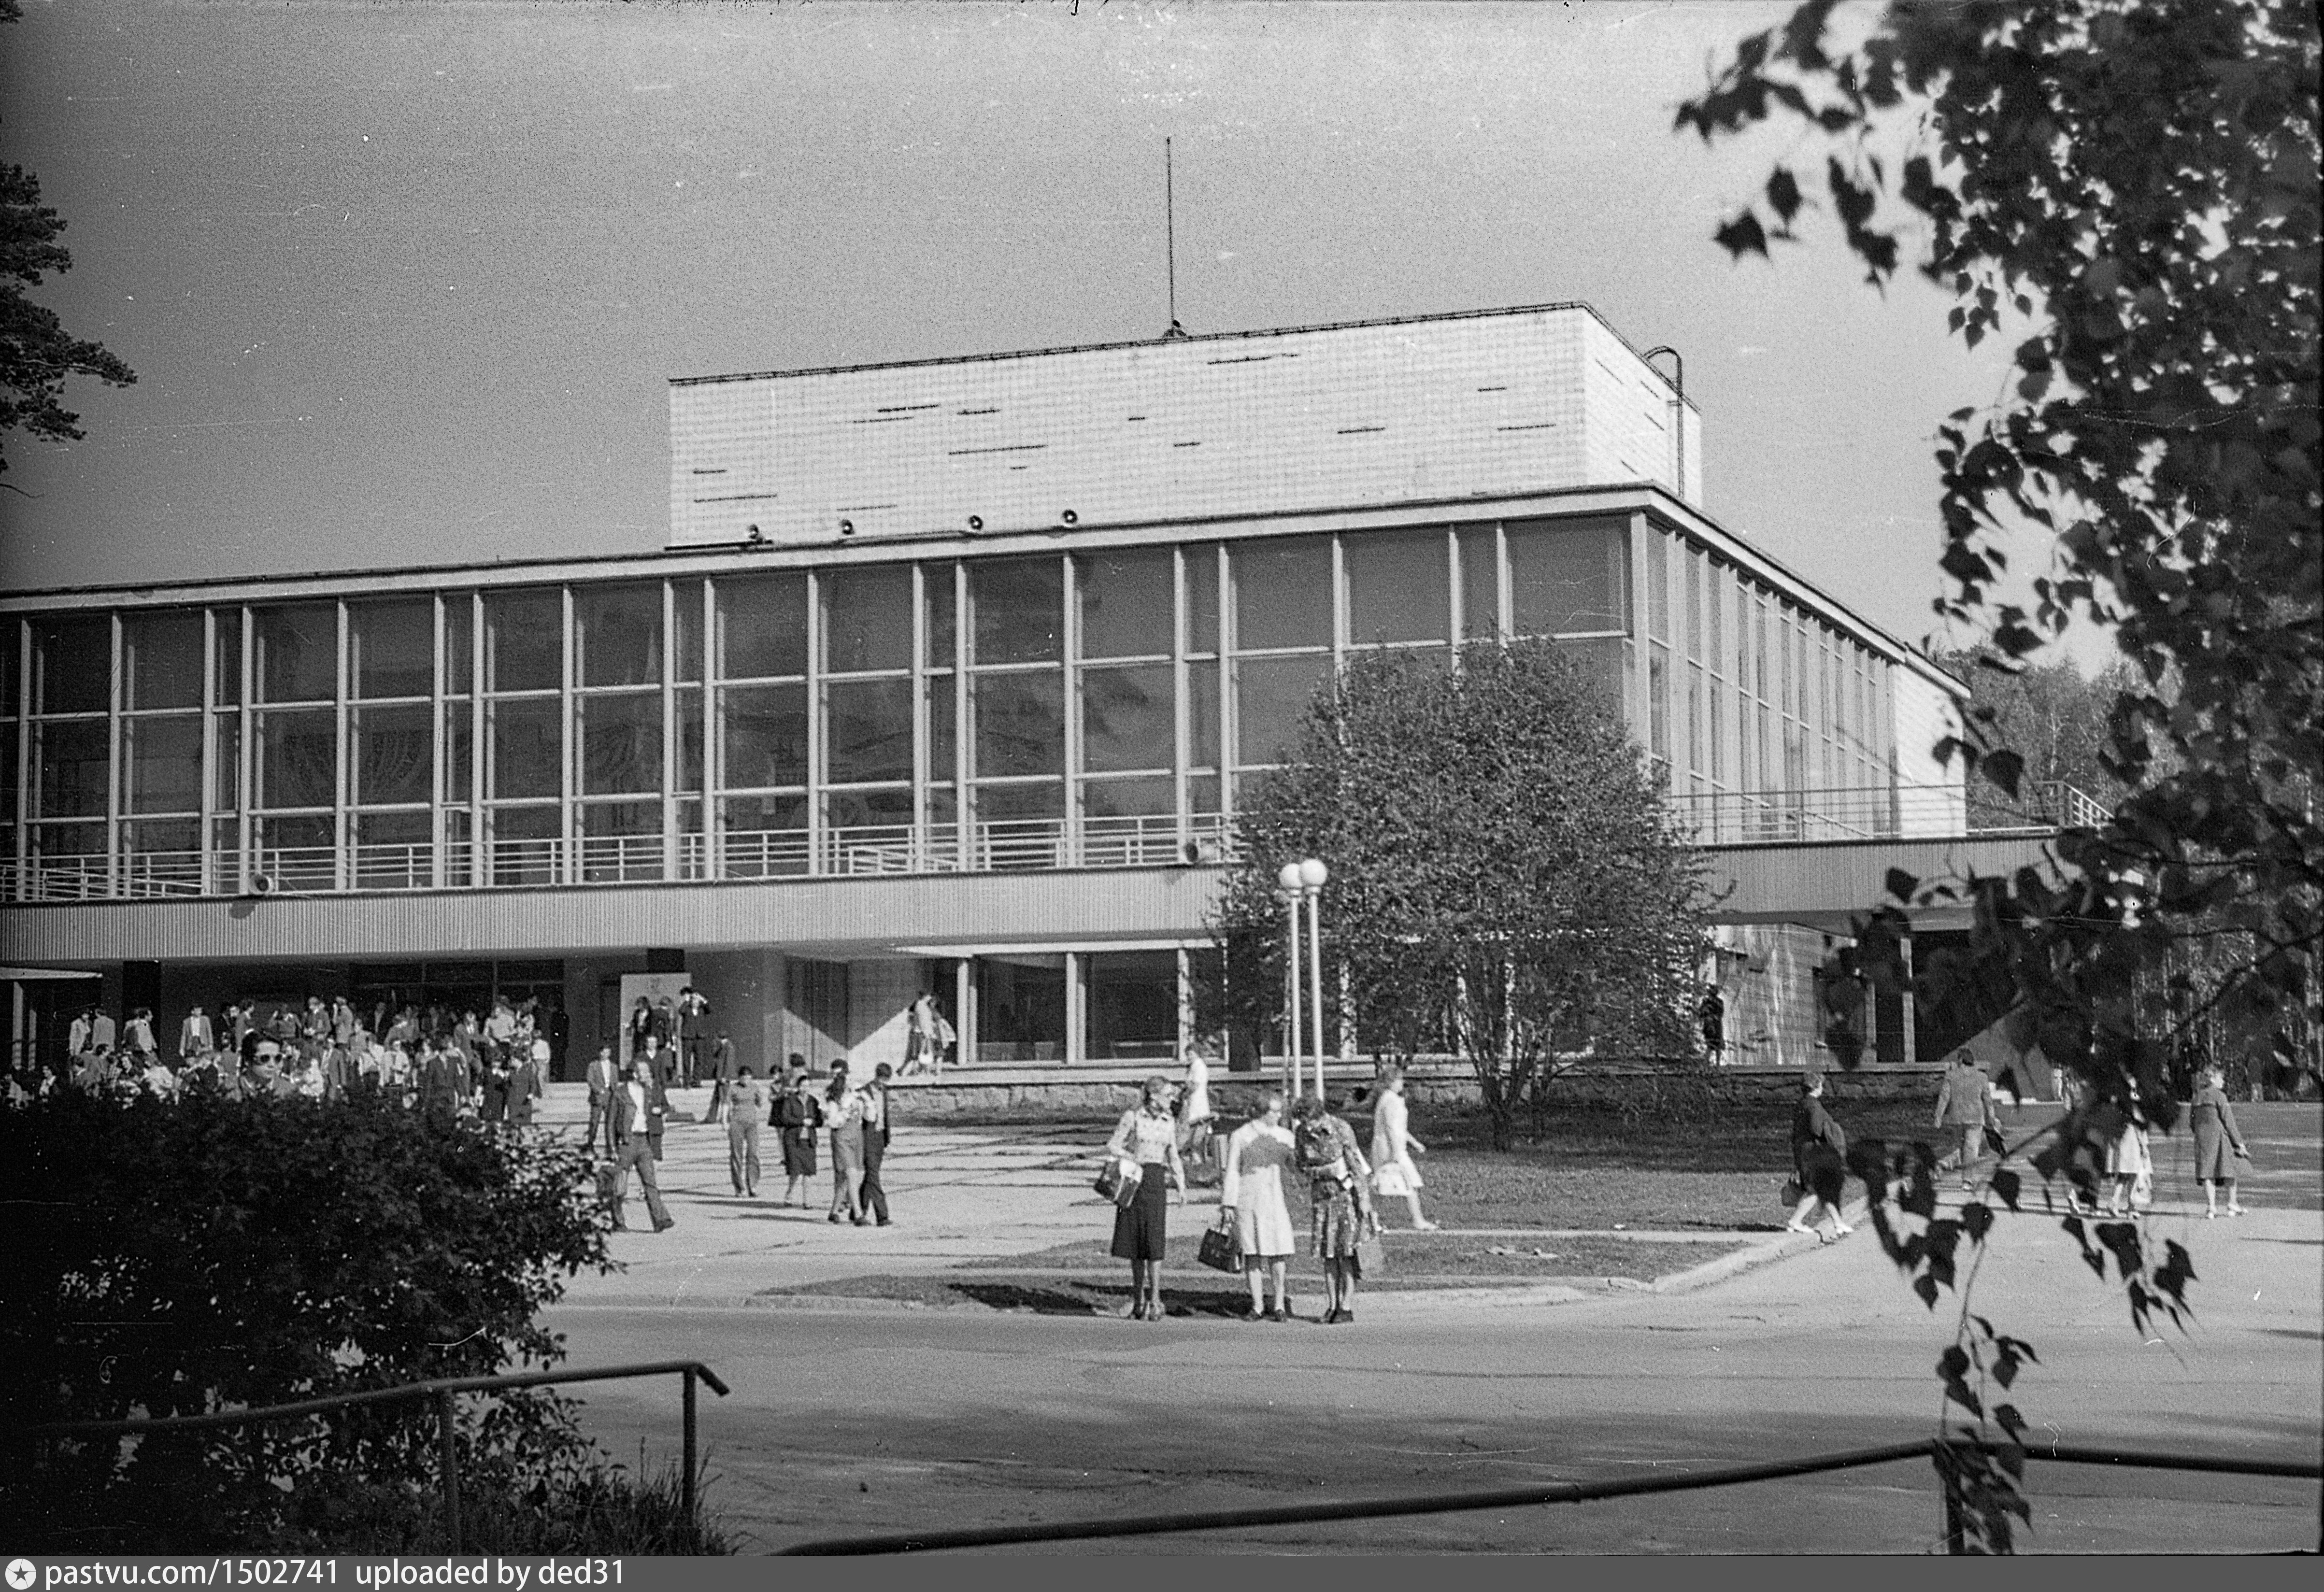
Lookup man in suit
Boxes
[608,1054,676,1232]
[677,985,711,1090]
[1933,1049,1998,1192]
[418,1039,468,1130]
[584,1044,619,1155]
[856,1062,895,1227]
[639,1032,673,1096]
[723,1065,770,1197]
[699,1029,739,1123]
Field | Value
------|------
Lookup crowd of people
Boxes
[38,993,556,1123]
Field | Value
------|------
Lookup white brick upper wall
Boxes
[668,303,1703,548]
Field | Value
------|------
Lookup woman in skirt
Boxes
[1785,1073,1853,1241]
[1106,1076,1187,1321]
[776,1067,824,1207]
[1296,1094,1376,1325]
[2189,1064,2251,1218]
[1223,1091,1299,1321]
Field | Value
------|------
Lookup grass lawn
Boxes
[761,1230,1743,1317]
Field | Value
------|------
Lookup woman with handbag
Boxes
[1106,1076,1187,1321]
[1222,1091,1299,1321]
[1786,1073,1853,1242]
[1368,1066,1438,1230]
[1294,1093,1376,1324]
[2189,1063,2252,1217]
[776,1065,824,1207]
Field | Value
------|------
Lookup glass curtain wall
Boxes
[3,513,1911,897]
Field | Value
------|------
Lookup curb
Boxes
[1651,1194,1874,1295]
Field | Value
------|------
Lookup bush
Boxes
[0,1090,647,1551]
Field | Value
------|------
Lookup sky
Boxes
[0,0,2098,666]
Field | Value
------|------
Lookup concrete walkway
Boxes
[539,1083,1820,1309]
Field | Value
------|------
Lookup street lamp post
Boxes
[1278,862,1305,1107]
[1299,859,1329,1096]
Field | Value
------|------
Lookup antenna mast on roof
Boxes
[1163,138,1188,339]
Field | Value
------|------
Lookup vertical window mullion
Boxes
[559,586,576,883]
[1214,543,1233,824]
[952,560,969,868]
[1061,553,1080,861]
[700,574,717,880]
[199,609,217,895]
[105,612,122,894]
[430,593,447,888]
[14,620,32,898]
[805,569,824,873]
[911,562,928,864]
[661,578,678,881]
[1171,544,1189,850]
[237,606,254,889]
[334,599,350,890]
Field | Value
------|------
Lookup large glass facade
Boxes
[1,511,1907,898]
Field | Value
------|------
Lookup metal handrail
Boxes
[777,1436,2323,1555]
[22,1358,729,1552]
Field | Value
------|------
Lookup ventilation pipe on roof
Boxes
[1642,345,1684,502]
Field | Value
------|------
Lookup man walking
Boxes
[678,985,711,1090]
[585,1044,620,1156]
[856,1062,895,1226]
[178,1004,214,1065]
[1933,1048,1997,1192]
[608,1055,676,1232]
[700,1029,739,1123]
[724,1065,770,1197]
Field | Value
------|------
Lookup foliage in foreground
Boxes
[1680,0,2319,1550]
[0,1090,648,1551]
[1205,641,1715,1148]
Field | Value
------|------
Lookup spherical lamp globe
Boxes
[1278,862,1305,893]
[1298,858,1329,889]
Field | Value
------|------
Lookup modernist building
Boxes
[2,302,1978,1080]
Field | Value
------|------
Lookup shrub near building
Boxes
[0,1091,717,1552]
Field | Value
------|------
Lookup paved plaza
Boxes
[533,1085,2324,1552]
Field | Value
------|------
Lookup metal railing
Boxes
[1,812,1242,901]
[21,1359,730,1552]
[1667,779,2106,844]
[778,1435,2322,1555]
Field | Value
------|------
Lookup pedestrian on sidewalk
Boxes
[1933,1049,1995,1191]
[1178,1041,1217,1170]
[856,1063,894,1226]
[585,1045,619,1156]
[1223,1091,1297,1321]
[1368,1065,1437,1230]
[1787,1073,1853,1242]
[1107,1076,1188,1321]
[776,1066,824,1207]
[724,1065,770,1197]
[1295,1093,1376,1324]
[2103,1086,2154,1216]
[609,1054,676,1233]
[826,1062,867,1223]
[2189,1063,2252,1218]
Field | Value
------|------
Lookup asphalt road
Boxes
[544,1182,2323,1554]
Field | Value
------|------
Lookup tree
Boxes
[1203,640,1715,1150]
[1,0,138,483]
[1934,647,2139,817]
[1678,0,2319,1550]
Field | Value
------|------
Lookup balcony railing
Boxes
[1666,780,2106,845]
[2,783,2101,904]
[1,813,1241,902]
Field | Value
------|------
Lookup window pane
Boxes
[446,708,472,802]
[255,708,338,809]
[486,589,562,693]
[1186,543,1220,654]
[1082,775,1175,817]
[1650,647,1670,763]
[123,715,203,813]
[1510,517,1628,636]
[975,954,1067,1064]
[720,683,807,789]
[1554,636,1629,718]
[1080,663,1173,773]
[213,713,240,811]
[350,599,434,699]
[33,614,112,715]
[924,564,956,668]
[720,791,808,832]
[1087,951,1181,1060]
[1345,528,1449,645]
[488,697,562,800]
[0,617,19,716]
[1232,536,1332,652]
[444,596,474,695]
[971,556,1062,666]
[1457,523,1499,641]
[485,805,558,886]
[927,675,957,784]
[34,718,110,817]
[673,580,703,684]
[353,810,431,847]
[1189,659,1220,769]
[823,566,912,673]
[1646,532,1670,643]
[254,603,338,703]
[214,610,243,707]
[975,781,1063,821]
[256,812,334,852]
[581,799,660,837]
[676,687,703,794]
[824,785,912,830]
[826,676,913,784]
[717,572,807,680]
[346,703,432,806]
[124,816,200,856]
[1233,653,1330,767]
[579,692,661,796]
[123,611,204,711]
[576,583,663,689]
[32,820,105,858]
[972,670,1063,778]
[1078,549,1173,659]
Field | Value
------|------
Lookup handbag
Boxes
[1779,1177,1805,1208]
[1197,1216,1242,1273]
[1095,1156,1143,1207]
[1982,1124,2008,1158]
[1354,1231,1386,1278]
